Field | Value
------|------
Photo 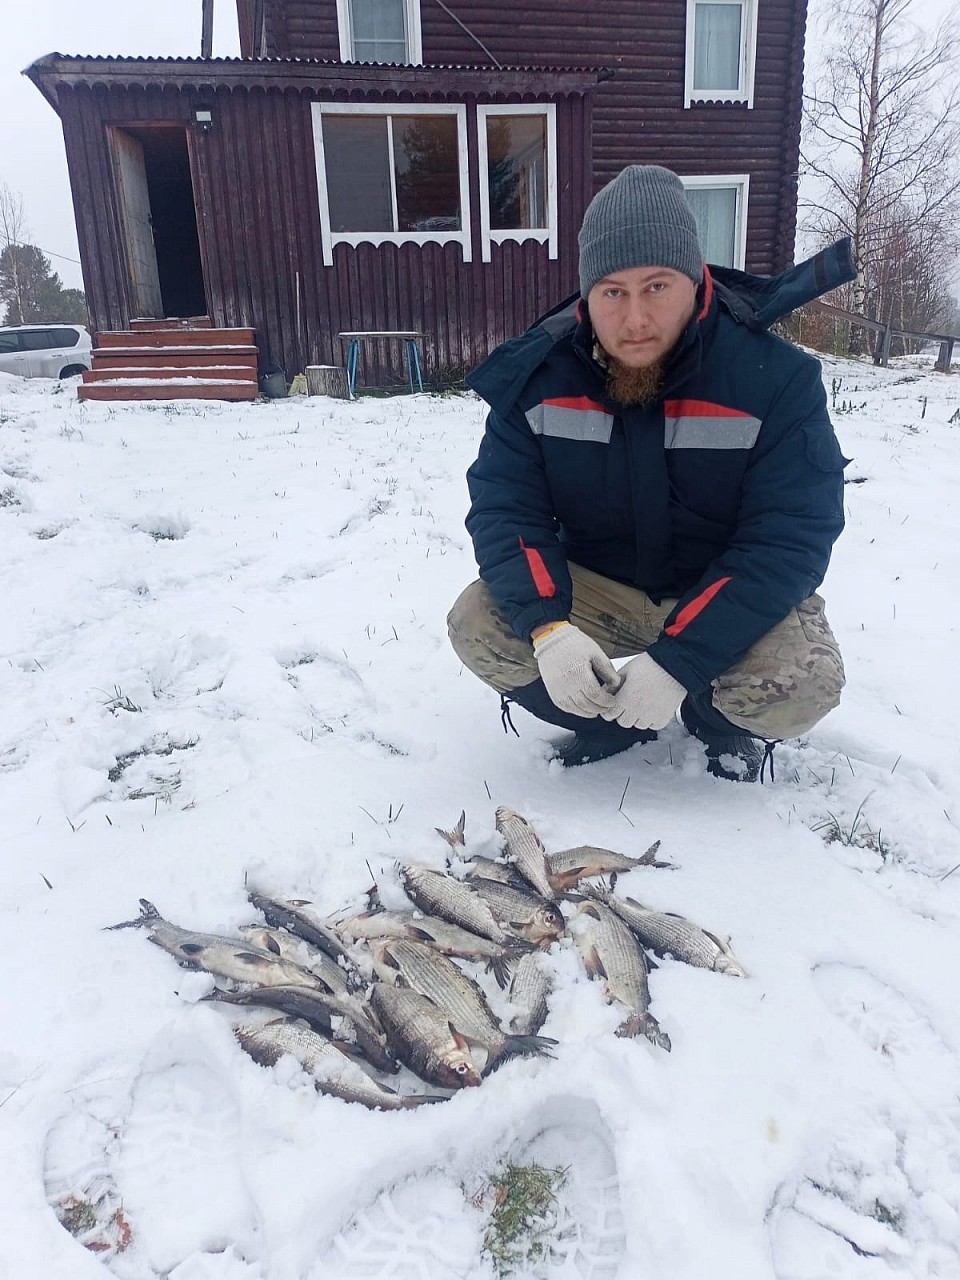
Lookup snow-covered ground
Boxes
[1,352,959,1280]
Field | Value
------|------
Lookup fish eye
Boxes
[455,1063,470,1075]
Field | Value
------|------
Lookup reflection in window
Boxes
[485,114,547,230]
[322,113,461,233]
[348,0,407,63]
[684,185,740,267]
[693,2,743,91]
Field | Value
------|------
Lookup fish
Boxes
[235,1018,438,1110]
[546,840,673,892]
[247,891,352,965]
[203,985,398,1074]
[368,983,484,1089]
[398,865,522,947]
[461,856,526,886]
[373,939,556,1072]
[237,924,354,996]
[334,909,525,988]
[494,807,557,901]
[467,878,565,947]
[581,884,748,977]
[435,810,466,848]
[507,951,553,1037]
[572,900,671,1050]
[107,900,330,990]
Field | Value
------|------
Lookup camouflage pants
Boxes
[447,562,845,739]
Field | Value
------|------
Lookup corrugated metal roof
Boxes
[31,52,606,75]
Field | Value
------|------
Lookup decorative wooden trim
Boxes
[683,0,757,109]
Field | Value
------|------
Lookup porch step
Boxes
[129,316,213,331]
[78,380,259,402]
[90,347,258,368]
[97,328,255,348]
[83,365,256,383]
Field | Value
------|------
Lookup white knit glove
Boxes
[532,622,621,717]
[599,653,687,730]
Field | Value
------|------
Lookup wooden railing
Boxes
[809,300,956,372]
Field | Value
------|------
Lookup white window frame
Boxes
[476,104,558,264]
[684,0,758,108]
[312,102,471,266]
[336,0,423,65]
[680,173,750,269]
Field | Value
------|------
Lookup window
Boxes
[313,103,471,264]
[477,105,558,263]
[681,175,750,268]
[20,328,76,351]
[336,0,422,65]
[685,0,757,106]
[0,332,21,354]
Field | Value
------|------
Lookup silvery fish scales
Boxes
[462,857,525,886]
[399,865,512,945]
[107,900,328,990]
[247,891,351,964]
[238,924,352,995]
[468,878,564,946]
[235,1019,432,1110]
[583,885,747,977]
[573,901,671,1050]
[374,939,556,1072]
[369,983,482,1089]
[546,840,669,891]
[335,909,521,988]
[495,807,557,901]
[206,985,397,1073]
[507,951,552,1036]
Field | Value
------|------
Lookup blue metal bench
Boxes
[338,331,424,396]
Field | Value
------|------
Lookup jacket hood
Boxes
[467,238,856,414]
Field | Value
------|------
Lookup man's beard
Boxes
[605,355,665,406]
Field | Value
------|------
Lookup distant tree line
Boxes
[800,0,960,358]
[0,180,87,327]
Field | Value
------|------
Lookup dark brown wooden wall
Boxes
[57,81,591,382]
[255,0,806,272]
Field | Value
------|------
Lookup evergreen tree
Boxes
[0,243,87,326]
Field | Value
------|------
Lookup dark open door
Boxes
[110,126,208,321]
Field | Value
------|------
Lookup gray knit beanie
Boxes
[578,165,704,298]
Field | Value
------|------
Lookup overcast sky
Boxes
[0,0,954,296]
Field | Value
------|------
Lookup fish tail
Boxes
[616,1012,672,1052]
[104,898,160,931]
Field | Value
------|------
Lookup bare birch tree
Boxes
[801,0,960,352]
[0,180,29,325]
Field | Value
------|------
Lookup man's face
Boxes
[587,266,698,368]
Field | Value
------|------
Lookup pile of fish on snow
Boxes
[110,807,747,1109]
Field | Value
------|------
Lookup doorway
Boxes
[110,126,208,320]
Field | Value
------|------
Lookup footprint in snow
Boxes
[43,1057,261,1277]
[812,962,960,1112]
[311,1095,626,1280]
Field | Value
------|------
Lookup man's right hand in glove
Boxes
[531,621,622,717]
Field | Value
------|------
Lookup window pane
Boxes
[694,3,742,91]
[323,115,394,232]
[350,0,407,63]
[392,115,461,232]
[685,186,738,266]
[486,115,547,230]
[21,329,68,351]
[0,332,21,353]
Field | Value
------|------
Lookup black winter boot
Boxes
[502,679,656,768]
[679,691,774,783]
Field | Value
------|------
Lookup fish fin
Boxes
[502,1034,559,1061]
[615,1012,672,1050]
[234,950,275,966]
[406,925,436,942]
[435,810,466,847]
[178,942,204,956]
[488,954,511,989]
[582,945,608,981]
[637,840,662,865]
[105,899,161,931]
[263,935,283,956]
[399,1094,448,1108]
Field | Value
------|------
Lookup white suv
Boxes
[0,324,92,379]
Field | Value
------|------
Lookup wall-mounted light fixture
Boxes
[193,108,214,131]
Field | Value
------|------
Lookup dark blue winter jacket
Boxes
[464,243,854,695]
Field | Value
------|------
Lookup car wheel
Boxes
[59,365,88,379]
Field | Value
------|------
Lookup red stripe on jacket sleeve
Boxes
[664,576,732,637]
[542,396,608,412]
[519,538,556,598]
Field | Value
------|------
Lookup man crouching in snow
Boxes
[447,164,848,782]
